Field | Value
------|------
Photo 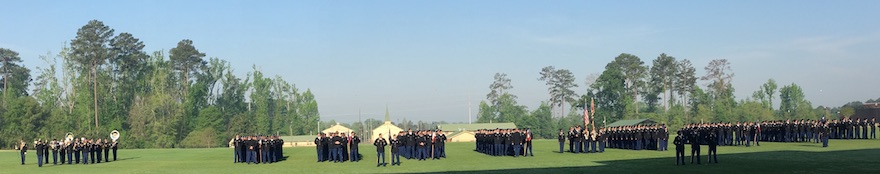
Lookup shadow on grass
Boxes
[37,156,140,167]
[408,148,880,174]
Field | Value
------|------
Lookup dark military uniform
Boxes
[690,130,701,164]
[314,135,324,162]
[35,141,45,167]
[674,134,685,165]
[391,137,401,165]
[707,133,718,163]
[373,137,387,167]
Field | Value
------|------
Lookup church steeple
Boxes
[384,105,390,123]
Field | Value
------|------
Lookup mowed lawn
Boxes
[2,139,879,174]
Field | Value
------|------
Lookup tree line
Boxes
[477,53,875,139]
[0,20,320,149]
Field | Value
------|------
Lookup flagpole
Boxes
[382,128,394,166]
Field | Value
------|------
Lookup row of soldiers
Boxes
[232,135,284,164]
[313,132,361,163]
[395,129,447,160]
[475,128,535,157]
[368,130,448,166]
[18,137,118,167]
[676,118,877,148]
[680,123,761,147]
[558,125,606,154]
[826,118,876,140]
[603,125,669,151]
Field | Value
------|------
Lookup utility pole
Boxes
[468,94,472,124]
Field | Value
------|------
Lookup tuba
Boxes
[65,132,75,142]
[110,130,120,141]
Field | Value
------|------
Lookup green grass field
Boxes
[2,139,879,174]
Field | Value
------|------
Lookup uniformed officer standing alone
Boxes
[374,134,387,167]
[674,131,685,165]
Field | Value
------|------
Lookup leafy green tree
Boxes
[487,73,513,109]
[591,67,628,123]
[249,66,274,134]
[606,53,647,114]
[649,53,678,111]
[700,59,734,95]
[673,59,696,107]
[0,48,31,98]
[538,66,578,117]
[529,102,554,138]
[169,39,206,97]
[70,20,114,130]
[762,79,778,109]
[297,89,319,135]
[779,83,806,119]
[476,101,495,123]
[839,106,855,118]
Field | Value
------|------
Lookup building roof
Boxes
[438,123,517,132]
[448,131,475,139]
[606,119,657,127]
[371,121,404,142]
[322,124,353,134]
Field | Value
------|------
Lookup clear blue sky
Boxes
[2,1,879,123]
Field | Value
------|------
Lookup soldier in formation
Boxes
[232,135,284,164]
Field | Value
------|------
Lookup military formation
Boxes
[827,118,876,140]
[557,126,606,153]
[313,132,362,163]
[313,129,447,167]
[18,137,119,167]
[603,125,669,151]
[474,128,535,157]
[232,135,284,164]
[393,129,447,161]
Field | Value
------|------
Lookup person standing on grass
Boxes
[350,132,361,162]
[20,140,27,165]
[437,130,447,158]
[332,132,343,163]
[103,139,111,162]
[558,129,565,153]
[690,129,701,165]
[674,131,685,166]
[96,139,103,163]
[35,139,44,167]
[707,133,718,164]
[871,118,876,139]
[111,138,119,161]
[374,133,387,167]
[234,135,242,163]
[391,134,401,166]
[314,133,324,162]
[51,139,58,165]
[524,129,533,157]
[822,122,830,147]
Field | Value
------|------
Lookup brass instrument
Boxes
[65,132,75,142]
[110,130,120,141]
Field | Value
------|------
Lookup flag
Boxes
[584,100,590,126]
